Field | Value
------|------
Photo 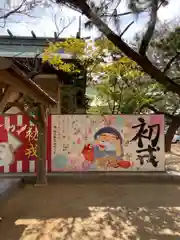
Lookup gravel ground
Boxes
[0,183,180,240]
[0,144,179,240]
[166,143,180,172]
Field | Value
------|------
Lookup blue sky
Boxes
[0,0,180,40]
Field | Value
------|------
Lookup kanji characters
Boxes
[131,118,161,167]
[25,143,38,158]
[25,126,38,142]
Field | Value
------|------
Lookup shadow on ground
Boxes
[166,143,180,172]
[0,183,180,240]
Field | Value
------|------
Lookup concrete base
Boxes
[17,171,180,184]
[0,171,179,191]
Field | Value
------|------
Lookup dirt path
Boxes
[0,144,179,240]
[0,183,180,240]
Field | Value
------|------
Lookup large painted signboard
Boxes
[0,115,51,173]
[51,115,165,172]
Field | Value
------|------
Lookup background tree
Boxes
[57,0,180,97]
[2,0,180,97]
[143,21,180,152]
[129,19,180,152]
[87,48,160,115]
[43,36,163,116]
[2,0,180,154]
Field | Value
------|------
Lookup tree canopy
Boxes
[2,0,180,96]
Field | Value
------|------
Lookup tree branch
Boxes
[141,103,180,120]
[120,21,134,38]
[139,0,158,56]
[69,0,180,96]
[55,16,75,37]
[163,52,180,74]
[172,77,180,81]
[102,10,143,18]
[0,0,26,20]
[172,105,179,116]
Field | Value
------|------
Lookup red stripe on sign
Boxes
[47,115,52,172]
[23,114,30,126]
[9,114,17,125]
[9,115,18,173]
[0,116,5,173]
[0,166,4,173]
[0,115,4,125]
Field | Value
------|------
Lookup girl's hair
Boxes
[94,126,123,144]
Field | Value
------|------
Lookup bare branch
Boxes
[164,52,180,74]
[53,13,61,34]
[0,0,39,27]
[57,18,75,37]
[120,21,134,38]
[0,0,26,20]
[52,11,75,37]
[104,11,138,17]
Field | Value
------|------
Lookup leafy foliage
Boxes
[43,38,87,72]
[42,37,120,74]
[152,26,180,56]
[42,35,166,115]
[91,58,158,114]
[149,22,180,116]
[43,37,155,114]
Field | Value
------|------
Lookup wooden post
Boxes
[35,104,47,185]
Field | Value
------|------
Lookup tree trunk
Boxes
[36,104,47,185]
[165,118,180,152]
